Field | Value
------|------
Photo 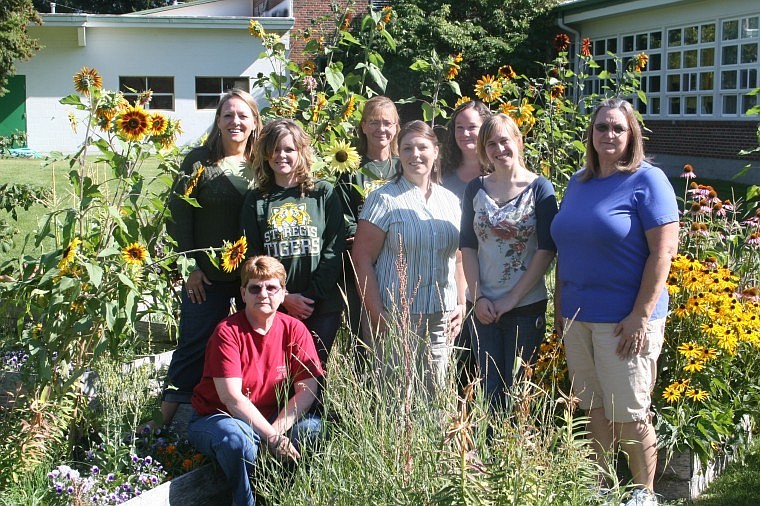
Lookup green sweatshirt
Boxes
[166,147,251,283]
[241,179,345,315]
[335,156,398,237]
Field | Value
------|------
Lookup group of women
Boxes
[162,89,678,506]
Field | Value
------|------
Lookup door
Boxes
[0,75,27,144]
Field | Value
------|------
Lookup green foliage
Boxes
[0,0,41,96]
[0,131,28,155]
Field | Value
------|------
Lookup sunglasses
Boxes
[593,123,628,135]
[246,283,282,295]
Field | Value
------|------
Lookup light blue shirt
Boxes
[359,176,461,314]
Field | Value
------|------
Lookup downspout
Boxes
[557,12,582,103]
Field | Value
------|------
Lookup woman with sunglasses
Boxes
[187,256,323,506]
[551,98,679,506]
[241,119,345,366]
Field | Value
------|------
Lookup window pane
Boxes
[636,34,648,51]
[594,39,605,56]
[722,45,738,64]
[196,95,219,110]
[721,70,737,89]
[684,49,698,67]
[151,95,173,110]
[668,74,680,91]
[699,71,714,90]
[685,96,697,114]
[740,68,758,88]
[741,43,758,63]
[148,77,173,94]
[742,17,759,38]
[120,76,144,92]
[684,26,698,45]
[701,24,715,43]
[224,78,250,91]
[668,28,681,46]
[623,35,634,52]
[700,47,714,66]
[649,75,661,92]
[723,20,739,40]
[650,31,662,49]
[668,51,681,69]
[606,59,616,73]
[723,95,737,114]
[649,53,661,71]
[701,96,713,114]
[607,38,617,53]
[743,94,757,114]
[196,77,219,94]
[651,97,660,115]
[683,73,697,91]
[669,97,680,114]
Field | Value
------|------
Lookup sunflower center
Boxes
[336,150,349,163]
[127,117,141,128]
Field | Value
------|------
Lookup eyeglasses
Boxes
[246,283,282,296]
[593,123,629,135]
[366,120,397,129]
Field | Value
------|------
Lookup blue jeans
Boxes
[164,281,242,403]
[187,412,322,506]
[469,312,545,409]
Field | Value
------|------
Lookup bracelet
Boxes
[474,295,487,304]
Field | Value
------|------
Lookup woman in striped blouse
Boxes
[352,120,466,395]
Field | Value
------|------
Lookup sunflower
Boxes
[581,37,592,57]
[341,94,357,122]
[454,96,473,109]
[149,113,168,136]
[73,67,103,96]
[323,140,360,174]
[184,164,205,196]
[474,75,502,103]
[122,242,148,265]
[554,33,571,52]
[498,65,517,80]
[249,20,265,38]
[301,60,317,76]
[221,236,248,273]
[340,12,352,31]
[117,106,151,142]
[381,6,392,24]
[58,237,81,269]
[499,101,517,116]
[550,84,565,99]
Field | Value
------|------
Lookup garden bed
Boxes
[123,463,231,505]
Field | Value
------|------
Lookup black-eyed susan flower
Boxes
[117,106,151,142]
[73,67,103,96]
[474,75,502,103]
[221,236,247,273]
[683,357,705,373]
[323,140,360,174]
[700,347,718,361]
[677,341,702,359]
[662,383,682,403]
[122,242,148,265]
[686,389,709,402]
[58,237,81,269]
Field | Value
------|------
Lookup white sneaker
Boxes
[624,488,658,506]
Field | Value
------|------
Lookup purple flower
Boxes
[91,465,100,475]
[66,485,75,494]
[54,482,64,493]
[107,473,115,482]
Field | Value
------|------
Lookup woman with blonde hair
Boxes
[242,119,345,366]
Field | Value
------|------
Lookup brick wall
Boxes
[644,120,760,161]
[290,0,366,62]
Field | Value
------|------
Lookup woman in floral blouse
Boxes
[460,113,558,409]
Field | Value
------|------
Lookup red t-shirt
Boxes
[191,311,324,420]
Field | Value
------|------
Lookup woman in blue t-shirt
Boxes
[550,98,679,506]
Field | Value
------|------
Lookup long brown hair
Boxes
[253,119,315,196]
[203,88,262,164]
[441,100,491,176]
[581,98,645,182]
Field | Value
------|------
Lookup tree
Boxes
[0,0,41,96]
[32,0,171,14]
[381,0,561,112]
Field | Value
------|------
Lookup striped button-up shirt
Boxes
[359,176,461,314]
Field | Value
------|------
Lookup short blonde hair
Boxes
[241,255,287,287]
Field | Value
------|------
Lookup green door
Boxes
[0,75,27,143]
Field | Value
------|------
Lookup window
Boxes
[195,77,252,109]
[582,14,759,119]
[119,76,174,110]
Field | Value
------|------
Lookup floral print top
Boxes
[460,176,557,305]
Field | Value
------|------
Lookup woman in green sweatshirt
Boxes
[241,119,345,365]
